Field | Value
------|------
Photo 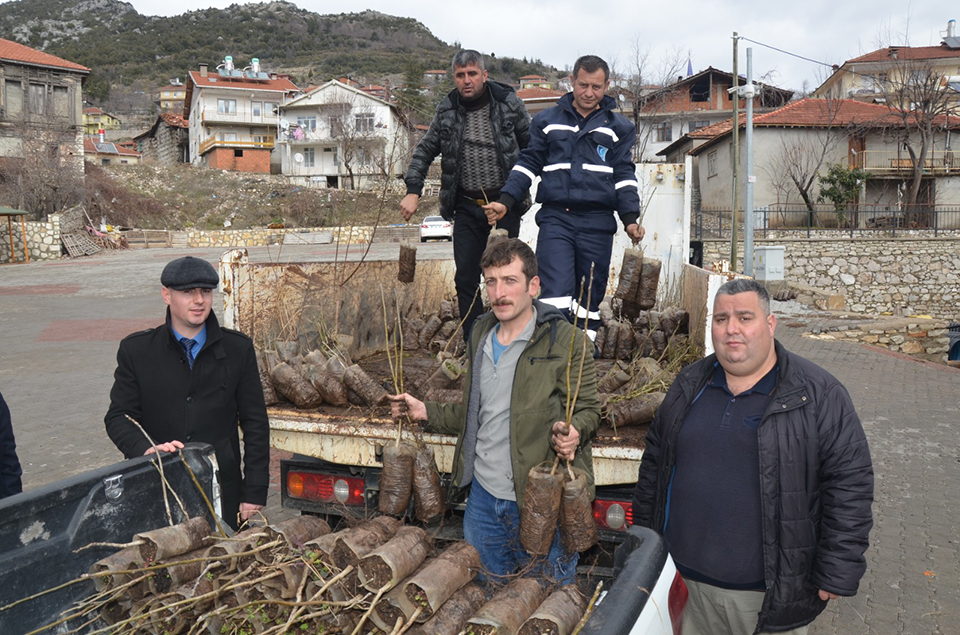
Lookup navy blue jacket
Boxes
[633,341,874,633]
[0,392,23,499]
[500,93,640,226]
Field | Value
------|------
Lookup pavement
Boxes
[1,244,958,634]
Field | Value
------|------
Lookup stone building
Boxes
[134,112,189,165]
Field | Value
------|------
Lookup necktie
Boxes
[180,337,197,369]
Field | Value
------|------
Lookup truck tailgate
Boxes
[268,409,644,486]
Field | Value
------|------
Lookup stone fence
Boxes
[703,233,960,320]
[0,214,64,262]
[0,220,397,262]
[804,318,952,363]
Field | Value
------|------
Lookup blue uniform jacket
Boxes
[500,93,640,226]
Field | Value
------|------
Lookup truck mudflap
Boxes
[581,525,686,635]
[0,444,220,635]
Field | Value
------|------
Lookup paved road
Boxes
[1,245,958,634]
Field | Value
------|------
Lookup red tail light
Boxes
[668,571,688,634]
[592,499,633,531]
[421,224,429,228]
[286,471,365,506]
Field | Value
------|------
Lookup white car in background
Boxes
[419,215,453,242]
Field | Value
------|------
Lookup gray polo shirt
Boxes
[473,308,537,501]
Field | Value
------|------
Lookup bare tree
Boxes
[761,98,850,212]
[623,37,688,161]
[0,123,85,219]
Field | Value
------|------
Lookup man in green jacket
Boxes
[390,239,600,584]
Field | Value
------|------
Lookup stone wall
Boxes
[184,226,372,248]
[703,232,960,320]
[0,214,62,262]
[805,318,952,363]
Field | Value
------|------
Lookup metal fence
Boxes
[694,205,960,239]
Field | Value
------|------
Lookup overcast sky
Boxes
[127,1,950,91]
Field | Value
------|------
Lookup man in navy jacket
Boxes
[484,55,643,339]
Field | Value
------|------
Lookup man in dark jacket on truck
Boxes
[483,55,643,340]
[105,256,270,530]
[633,278,873,635]
[390,239,600,584]
[400,50,530,341]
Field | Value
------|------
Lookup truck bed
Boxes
[0,445,219,635]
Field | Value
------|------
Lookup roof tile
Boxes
[0,38,89,72]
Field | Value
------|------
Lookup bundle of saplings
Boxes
[50,512,592,635]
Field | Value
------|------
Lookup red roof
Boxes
[687,98,957,156]
[846,45,960,64]
[519,75,547,80]
[0,38,89,72]
[83,107,110,115]
[83,138,141,157]
[517,87,565,100]
[187,70,298,92]
[157,84,186,92]
[160,112,188,128]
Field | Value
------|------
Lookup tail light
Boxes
[668,571,688,634]
[592,499,633,530]
[286,471,365,506]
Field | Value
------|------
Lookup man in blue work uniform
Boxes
[484,55,643,339]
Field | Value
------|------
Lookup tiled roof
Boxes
[687,98,956,156]
[517,87,565,100]
[520,75,547,80]
[0,38,89,72]
[187,70,298,92]
[83,138,141,157]
[160,112,188,128]
[846,45,960,64]
[83,107,105,115]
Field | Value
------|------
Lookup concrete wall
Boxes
[703,234,960,319]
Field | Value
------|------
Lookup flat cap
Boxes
[161,256,219,290]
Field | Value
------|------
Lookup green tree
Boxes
[395,62,429,126]
[818,163,869,226]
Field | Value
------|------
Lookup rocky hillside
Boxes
[0,0,558,104]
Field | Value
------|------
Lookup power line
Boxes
[738,36,834,71]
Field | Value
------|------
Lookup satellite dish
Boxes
[294,152,303,163]
[280,119,290,130]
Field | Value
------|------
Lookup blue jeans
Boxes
[463,481,578,585]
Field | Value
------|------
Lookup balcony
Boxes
[197,106,278,126]
[854,150,957,174]
[199,134,274,155]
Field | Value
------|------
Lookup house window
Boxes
[862,73,887,92]
[265,102,278,116]
[5,80,23,117]
[101,158,110,166]
[234,149,244,158]
[324,147,339,166]
[28,83,45,115]
[654,122,672,143]
[217,99,237,115]
[689,120,710,133]
[707,150,718,177]
[303,147,315,167]
[298,116,317,131]
[252,102,262,117]
[222,132,238,142]
[53,86,69,118]
[355,113,375,134]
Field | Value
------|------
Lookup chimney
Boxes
[889,47,899,59]
[199,63,208,78]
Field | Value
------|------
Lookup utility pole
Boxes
[730,32,739,271]
[744,47,755,276]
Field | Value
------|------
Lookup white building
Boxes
[277,80,409,189]
[184,57,299,173]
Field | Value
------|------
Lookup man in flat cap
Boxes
[105,256,270,529]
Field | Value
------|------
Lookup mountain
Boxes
[0,0,558,102]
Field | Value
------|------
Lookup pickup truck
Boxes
[0,444,220,635]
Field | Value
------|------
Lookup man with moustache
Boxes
[633,278,874,634]
[390,239,599,583]
[401,49,530,341]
